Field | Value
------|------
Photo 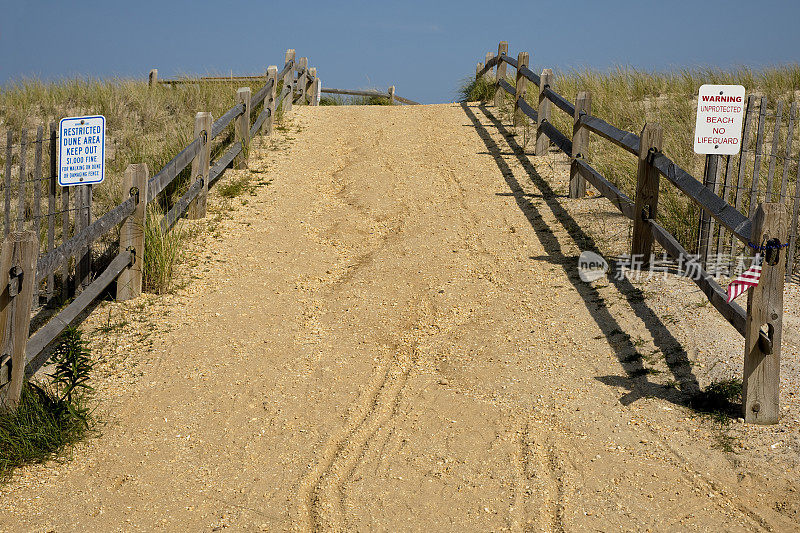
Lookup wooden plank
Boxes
[570,91,591,198]
[283,49,295,114]
[500,54,518,69]
[517,98,538,123]
[0,231,37,412]
[211,104,245,139]
[513,52,529,128]
[697,154,720,264]
[209,141,242,185]
[117,164,148,301]
[650,152,752,244]
[32,126,43,305]
[234,87,251,170]
[648,218,746,335]
[535,69,553,156]
[542,87,576,118]
[748,97,768,217]
[497,78,515,98]
[47,122,56,302]
[539,120,572,156]
[17,129,27,231]
[26,251,132,378]
[631,123,664,265]
[162,177,204,233]
[765,100,784,201]
[715,155,735,257]
[37,195,135,284]
[729,96,756,264]
[250,76,275,109]
[4,131,11,236]
[60,180,69,300]
[574,158,635,219]
[189,112,212,219]
[516,64,540,87]
[265,66,278,135]
[743,202,789,424]
[147,135,203,203]
[493,41,508,108]
[578,114,640,155]
[393,94,420,106]
[780,102,797,202]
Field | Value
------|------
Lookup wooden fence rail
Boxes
[478,41,792,424]
[0,48,316,414]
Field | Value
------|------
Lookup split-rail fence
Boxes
[0,49,323,412]
[477,41,793,424]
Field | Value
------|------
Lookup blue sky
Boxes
[2,0,799,104]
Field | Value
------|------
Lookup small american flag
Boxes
[727,254,762,303]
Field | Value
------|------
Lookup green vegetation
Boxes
[319,94,394,106]
[460,65,800,250]
[0,327,95,480]
[143,205,186,294]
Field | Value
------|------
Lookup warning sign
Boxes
[693,85,746,155]
[58,115,105,186]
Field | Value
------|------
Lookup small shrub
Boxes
[0,327,95,480]
[218,175,251,198]
[689,378,742,421]
[458,76,497,103]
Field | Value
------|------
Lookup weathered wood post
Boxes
[388,86,396,105]
[149,69,158,88]
[117,164,148,302]
[234,87,251,169]
[47,121,57,304]
[493,41,508,108]
[484,52,495,81]
[570,91,592,198]
[513,52,529,128]
[312,76,321,106]
[476,62,483,81]
[308,68,318,105]
[296,57,309,105]
[0,231,37,412]
[535,69,553,156]
[283,49,295,114]
[743,202,789,424]
[189,112,212,219]
[265,66,278,134]
[631,123,664,266]
[697,154,720,266]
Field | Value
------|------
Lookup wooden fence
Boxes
[153,70,420,105]
[477,41,791,424]
[0,49,316,412]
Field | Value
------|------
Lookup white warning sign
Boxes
[58,115,105,186]
[693,85,746,155]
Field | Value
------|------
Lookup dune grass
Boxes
[461,65,800,253]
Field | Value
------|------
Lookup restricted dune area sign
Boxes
[693,84,746,155]
[58,115,105,186]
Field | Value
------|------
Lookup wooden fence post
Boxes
[388,86,396,105]
[117,164,148,302]
[484,52,495,80]
[283,49,295,114]
[513,52,529,128]
[535,69,553,156]
[149,69,158,88]
[493,41,508,108]
[296,57,308,105]
[570,91,592,198]
[189,112,212,219]
[265,66,278,133]
[743,202,789,424]
[697,154,720,265]
[631,123,664,265]
[47,121,57,304]
[308,68,318,105]
[0,231,37,412]
[476,62,483,80]
[234,87,251,170]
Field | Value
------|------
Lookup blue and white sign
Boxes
[58,115,105,186]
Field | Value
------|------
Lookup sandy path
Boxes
[1,103,798,531]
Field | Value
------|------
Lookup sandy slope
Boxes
[1,103,798,532]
